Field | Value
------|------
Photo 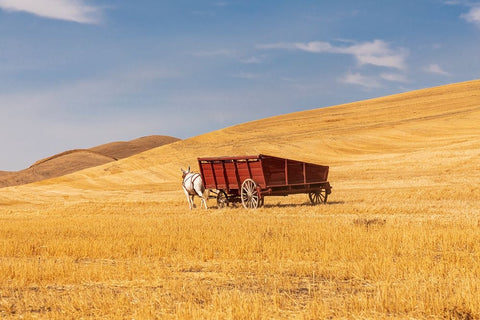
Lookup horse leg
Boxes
[184,188,193,210]
[200,195,208,209]
[203,189,210,209]
[196,187,209,209]
[192,195,198,208]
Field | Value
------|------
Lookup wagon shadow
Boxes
[211,200,344,209]
[261,201,344,209]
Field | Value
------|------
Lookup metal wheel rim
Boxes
[241,179,259,209]
[308,190,327,205]
[217,190,228,208]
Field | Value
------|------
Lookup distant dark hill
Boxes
[90,135,180,160]
[0,135,180,188]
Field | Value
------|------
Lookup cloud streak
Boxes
[0,0,102,24]
[339,72,382,89]
[380,73,408,83]
[462,6,480,26]
[424,63,450,76]
[0,64,183,170]
[258,39,408,70]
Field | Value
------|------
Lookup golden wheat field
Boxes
[1,80,480,319]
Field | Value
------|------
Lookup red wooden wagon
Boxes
[198,154,332,209]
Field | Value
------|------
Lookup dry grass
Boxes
[1,80,480,318]
[1,197,480,319]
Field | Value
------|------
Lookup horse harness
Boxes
[182,173,202,196]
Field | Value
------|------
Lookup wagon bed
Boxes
[198,154,331,209]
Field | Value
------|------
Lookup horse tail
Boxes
[182,170,209,209]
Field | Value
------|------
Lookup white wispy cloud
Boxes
[339,72,382,89]
[0,64,181,132]
[445,1,480,26]
[0,64,182,170]
[424,63,450,76]
[0,0,102,24]
[380,73,408,83]
[258,39,408,70]
[461,6,480,26]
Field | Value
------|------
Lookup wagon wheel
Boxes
[217,190,229,208]
[308,189,328,205]
[241,179,260,209]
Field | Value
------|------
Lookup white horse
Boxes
[181,167,209,209]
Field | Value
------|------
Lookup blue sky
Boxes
[0,0,479,170]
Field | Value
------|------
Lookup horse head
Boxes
[181,166,191,179]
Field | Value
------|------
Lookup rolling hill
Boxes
[0,79,479,212]
[0,135,180,189]
[1,79,479,319]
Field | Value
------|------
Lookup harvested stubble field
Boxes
[1,80,480,319]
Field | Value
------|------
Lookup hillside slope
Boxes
[0,80,479,212]
[0,135,180,188]
[89,135,180,160]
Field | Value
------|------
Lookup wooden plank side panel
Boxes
[224,161,239,190]
[250,160,266,187]
[200,155,329,192]
[305,163,329,183]
[287,160,304,185]
[199,162,217,189]
[262,156,286,187]
[236,160,265,188]
[235,161,249,186]
[212,162,227,189]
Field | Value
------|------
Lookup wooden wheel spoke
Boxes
[241,179,259,209]
[309,190,327,205]
[217,190,228,208]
